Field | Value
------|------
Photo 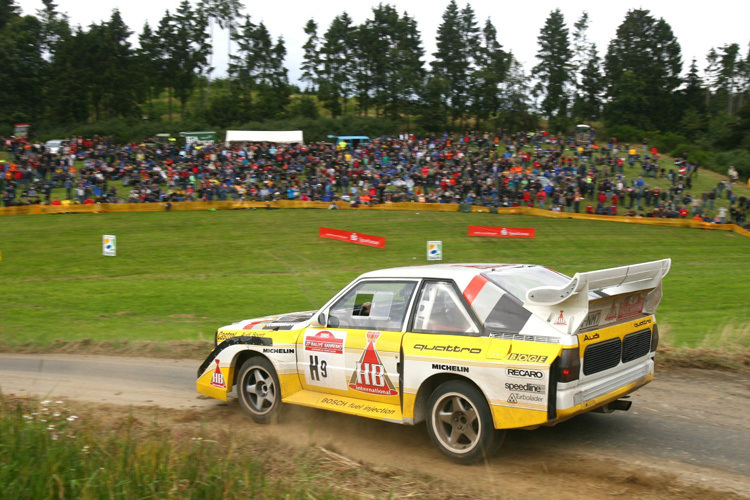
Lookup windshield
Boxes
[483,267,570,302]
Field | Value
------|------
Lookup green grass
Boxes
[0,209,748,348]
[0,397,343,500]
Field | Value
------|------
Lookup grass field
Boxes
[0,209,747,349]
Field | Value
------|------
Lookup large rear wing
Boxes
[524,259,671,334]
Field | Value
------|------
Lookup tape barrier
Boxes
[1,200,747,238]
[319,227,386,248]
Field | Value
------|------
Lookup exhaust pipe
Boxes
[593,399,632,413]
[613,399,632,411]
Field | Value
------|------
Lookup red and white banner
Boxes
[468,226,536,238]
[319,227,386,248]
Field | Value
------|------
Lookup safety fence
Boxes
[1,199,748,238]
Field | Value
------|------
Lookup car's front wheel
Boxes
[237,357,282,424]
[426,380,504,464]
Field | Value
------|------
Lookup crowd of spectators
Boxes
[1,131,748,227]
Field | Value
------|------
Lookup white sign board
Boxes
[103,235,116,257]
[427,241,442,261]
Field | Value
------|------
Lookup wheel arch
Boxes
[231,349,269,388]
[411,373,492,425]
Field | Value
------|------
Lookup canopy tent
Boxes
[225,130,303,145]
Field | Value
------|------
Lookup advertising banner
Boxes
[103,235,116,256]
[468,226,536,238]
[319,227,386,248]
[180,131,217,146]
[427,241,442,260]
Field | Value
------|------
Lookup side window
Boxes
[412,281,479,335]
[328,281,416,331]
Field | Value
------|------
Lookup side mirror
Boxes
[317,313,327,327]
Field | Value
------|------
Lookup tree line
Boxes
[1,0,750,153]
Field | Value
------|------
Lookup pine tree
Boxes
[533,9,572,128]
[604,9,682,130]
[317,13,354,117]
[0,0,20,31]
[300,19,319,93]
[137,22,165,119]
[432,0,471,123]
[470,18,510,123]
[574,44,603,121]
[0,15,47,124]
[498,58,537,131]
[162,1,211,119]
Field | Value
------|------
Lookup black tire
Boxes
[426,380,504,464]
[237,357,282,424]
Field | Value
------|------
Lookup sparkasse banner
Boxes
[468,226,536,238]
[319,227,386,248]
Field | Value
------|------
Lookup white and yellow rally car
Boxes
[197,259,669,463]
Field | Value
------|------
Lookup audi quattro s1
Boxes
[197,259,670,463]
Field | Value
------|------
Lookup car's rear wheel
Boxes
[237,357,282,424]
[426,380,504,464]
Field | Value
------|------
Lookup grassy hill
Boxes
[0,209,747,348]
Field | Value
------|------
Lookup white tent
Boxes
[225,130,303,145]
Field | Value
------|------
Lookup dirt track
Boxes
[1,353,749,499]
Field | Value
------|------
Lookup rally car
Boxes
[197,259,670,463]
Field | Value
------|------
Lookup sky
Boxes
[15,0,750,85]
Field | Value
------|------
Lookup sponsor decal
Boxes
[506,368,545,379]
[262,348,294,354]
[431,363,469,373]
[209,360,226,389]
[320,398,397,415]
[507,393,544,403]
[508,353,548,363]
[216,331,235,343]
[320,397,348,406]
[413,344,482,354]
[242,321,263,330]
[583,333,600,342]
[554,310,567,326]
[468,226,536,238]
[217,331,267,342]
[504,382,545,394]
[634,318,652,328]
[617,294,645,320]
[261,323,295,330]
[305,330,344,354]
[303,329,348,391]
[349,331,398,396]
[604,301,619,322]
[319,227,386,249]
[581,311,601,329]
